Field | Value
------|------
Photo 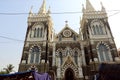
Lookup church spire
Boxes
[100,2,106,12]
[47,6,51,14]
[38,0,46,14]
[29,6,33,17]
[86,0,95,11]
[29,6,33,14]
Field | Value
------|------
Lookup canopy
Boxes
[0,71,51,80]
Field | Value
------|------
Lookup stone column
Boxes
[28,53,31,63]
[57,67,61,78]
[78,55,81,66]
[81,43,86,65]
[78,67,83,78]
[34,53,36,63]
[31,29,34,38]
[52,43,56,66]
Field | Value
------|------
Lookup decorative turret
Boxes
[47,6,51,14]
[101,2,106,12]
[82,4,85,13]
[28,6,33,17]
[81,0,107,21]
[38,0,46,14]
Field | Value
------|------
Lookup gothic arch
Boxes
[96,41,109,49]
[72,48,81,56]
[64,68,75,80]
[96,41,113,62]
[29,44,41,52]
[32,22,44,38]
[90,19,105,35]
[33,22,44,28]
[61,63,79,78]
[90,19,104,26]
[64,47,73,56]
[56,48,64,57]
[28,45,41,64]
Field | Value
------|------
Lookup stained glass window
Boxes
[98,44,110,62]
[30,46,40,63]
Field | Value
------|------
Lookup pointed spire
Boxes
[100,2,106,12]
[86,0,95,11]
[29,6,33,14]
[82,4,85,12]
[38,0,46,14]
[47,6,51,14]
[29,6,33,17]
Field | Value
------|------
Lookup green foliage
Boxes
[0,64,14,74]
[0,70,7,74]
[3,64,14,74]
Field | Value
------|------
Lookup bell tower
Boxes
[19,0,53,72]
[80,0,119,78]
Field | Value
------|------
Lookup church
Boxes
[18,0,119,80]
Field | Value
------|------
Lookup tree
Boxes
[0,70,7,74]
[3,64,14,74]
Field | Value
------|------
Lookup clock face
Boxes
[63,30,71,37]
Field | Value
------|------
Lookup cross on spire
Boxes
[65,20,68,24]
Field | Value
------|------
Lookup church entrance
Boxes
[64,68,75,80]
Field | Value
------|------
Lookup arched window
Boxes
[73,34,76,41]
[96,25,100,35]
[59,35,62,41]
[98,44,110,62]
[37,28,40,37]
[99,25,104,35]
[74,51,78,64]
[40,28,43,37]
[91,21,105,35]
[30,46,40,63]
[59,52,63,65]
[93,25,96,35]
[34,28,37,38]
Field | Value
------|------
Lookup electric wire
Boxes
[0,10,120,15]
[0,10,120,43]
[0,35,24,42]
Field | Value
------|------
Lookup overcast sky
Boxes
[0,0,120,72]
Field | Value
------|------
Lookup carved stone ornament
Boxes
[63,30,71,37]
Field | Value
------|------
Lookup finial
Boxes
[100,1,106,12]
[65,20,68,24]
[86,0,95,11]
[82,4,84,7]
[38,0,46,14]
[82,4,85,12]
[65,20,69,27]
[47,6,51,14]
[29,6,33,13]
[100,1,103,6]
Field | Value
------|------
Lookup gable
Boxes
[63,55,76,66]
[56,26,79,39]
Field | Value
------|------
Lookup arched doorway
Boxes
[64,68,75,80]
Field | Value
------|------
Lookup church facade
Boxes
[18,0,119,80]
